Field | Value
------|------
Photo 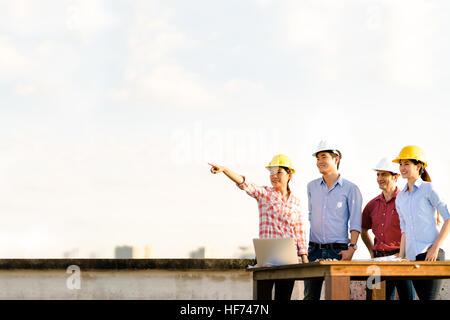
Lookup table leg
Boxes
[253,280,273,300]
[366,280,386,300]
[324,275,350,300]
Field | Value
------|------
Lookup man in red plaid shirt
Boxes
[209,154,308,300]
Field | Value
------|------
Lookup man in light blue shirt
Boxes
[304,141,363,300]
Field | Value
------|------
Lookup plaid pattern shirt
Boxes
[237,177,308,256]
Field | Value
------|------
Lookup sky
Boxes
[0,0,449,259]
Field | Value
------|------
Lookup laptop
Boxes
[252,238,299,267]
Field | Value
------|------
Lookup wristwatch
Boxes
[348,243,357,250]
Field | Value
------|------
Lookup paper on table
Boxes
[247,263,279,269]
[372,254,402,262]
[247,258,303,269]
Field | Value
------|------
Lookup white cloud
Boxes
[278,0,441,88]
[108,1,219,109]
[382,1,434,88]
[253,0,273,8]
[109,64,219,109]
[108,2,276,110]
[108,63,272,110]
[0,36,32,74]
[0,0,59,36]
[12,84,38,96]
[128,21,195,63]
[137,64,216,108]
[68,0,119,43]
[107,88,131,101]
[0,0,117,43]
[278,1,345,82]
[126,1,197,64]
[220,78,271,108]
[281,1,342,51]
[0,37,86,106]
[223,78,264,94]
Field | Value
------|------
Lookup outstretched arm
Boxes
[209,163,269,200]
[208,163,244,185]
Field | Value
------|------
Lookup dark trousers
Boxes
[413,248,445,300]
[374,250,415,300]
[265,280,295,300]
[303,245,344,300]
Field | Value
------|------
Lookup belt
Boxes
[309,242,348,250]
[373,249,399,257]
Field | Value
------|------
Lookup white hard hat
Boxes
[312,140,342,158]
[373,157,399,175]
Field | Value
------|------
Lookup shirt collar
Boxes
[271,188,293,201]
[376,186,399,203]
[415,178,424,187]
[320,175,343,187]
[402,178,424,192]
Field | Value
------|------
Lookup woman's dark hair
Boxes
[280,166,292,192]
[410,159,431,182]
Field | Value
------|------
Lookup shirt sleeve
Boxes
[361,201,373,230]
[427,183,450,221]
[307,182,312,222]
[395,197,406,233]
[296,238,308,256]
[236,176,268,200]
[294,214,308,256]
[348,184,363,233]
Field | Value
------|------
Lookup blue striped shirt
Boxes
[395,178,450,261]
[308,176,363,244]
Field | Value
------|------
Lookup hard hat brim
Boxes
[392,157,427,168]
[373,168,399,175]
[265,165,295,174]
[312,149,341,158]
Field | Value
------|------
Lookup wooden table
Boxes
[250,261,450,300]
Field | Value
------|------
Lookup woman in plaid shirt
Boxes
[209,154,308,300]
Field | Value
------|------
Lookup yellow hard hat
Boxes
[392,145,427,168]
[266,154,295,173]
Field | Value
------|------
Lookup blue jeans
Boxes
[413,248,445,300]
[272,280,295,300]
[373,251,415,300]
[303,245,343,300]
[384,277,415,300]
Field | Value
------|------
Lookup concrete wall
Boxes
[0,270,253,300]
[0,259,448,300]
[0,259,255,300]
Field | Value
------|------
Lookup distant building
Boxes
[189,247,206,258]
[63,248,79,258]
[234,246,255,259]
[115,246,133,258]
[189,246,221,258]
[115,245,151,258]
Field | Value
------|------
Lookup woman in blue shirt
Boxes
[393,145,450,300]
